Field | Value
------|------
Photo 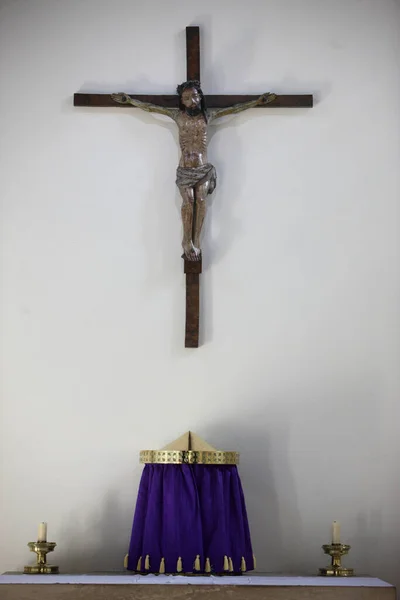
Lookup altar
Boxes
[0,574,395,600]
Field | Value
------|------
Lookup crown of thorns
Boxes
[176,80,202,95]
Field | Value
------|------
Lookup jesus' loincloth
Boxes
[176,163,217,194]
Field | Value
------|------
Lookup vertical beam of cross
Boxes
[186,26,200,81]
[184,27,202,348]
[184,259,201,348]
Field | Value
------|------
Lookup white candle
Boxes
[38,522,47,542]
[332,520,340,544]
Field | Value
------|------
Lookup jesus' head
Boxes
[176,80,207,120]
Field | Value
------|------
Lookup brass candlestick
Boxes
[24,541,59,574]
[319,543,354,577]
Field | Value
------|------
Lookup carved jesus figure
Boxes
[112,82,276,261]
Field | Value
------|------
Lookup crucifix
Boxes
[74,27,313,348]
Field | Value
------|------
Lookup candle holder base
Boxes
[319,566,354,577]
[24,564,59,574]
[24,542,59,575]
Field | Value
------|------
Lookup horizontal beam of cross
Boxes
[74,93,313,108]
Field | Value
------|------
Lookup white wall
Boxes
[1,0,400,586]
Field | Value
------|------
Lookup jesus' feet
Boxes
[182,240,201,261]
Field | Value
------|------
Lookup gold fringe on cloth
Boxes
[253,554,257,569]
[135,552,256,574]
[123,554,128,569]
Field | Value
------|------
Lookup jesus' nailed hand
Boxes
[112,82,276,261]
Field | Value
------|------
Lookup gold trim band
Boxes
[140,450,239,465]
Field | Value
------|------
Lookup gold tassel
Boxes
[123,554,128,569]
[241,557,246,572]
[177,556,183,572]
[159,558,165,574]
[253,554,257,570]
[223,555,229,571]
[205,558,211,573]
[145,554,150,570]
[228,557,234,572]
[194,555,201,571]
[136,556,142,571]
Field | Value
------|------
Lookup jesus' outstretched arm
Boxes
[111,93,178,120]
[209,92,277,122]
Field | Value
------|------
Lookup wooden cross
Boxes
[74,26,313,348]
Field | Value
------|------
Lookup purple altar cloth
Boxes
[127,464,254,574]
